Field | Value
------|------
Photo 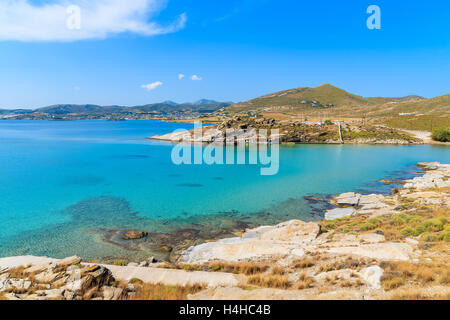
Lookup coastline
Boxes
[148,117,427,145]
[1,162,449,300]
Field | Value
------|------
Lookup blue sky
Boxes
[0,0,449,109]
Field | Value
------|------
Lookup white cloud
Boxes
[191,75,202,81]
[178,73,185,80]
[0,0,187,42]
[141,81,163,91]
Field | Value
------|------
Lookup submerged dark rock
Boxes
[177,183,204,188]
[122,230,148,240]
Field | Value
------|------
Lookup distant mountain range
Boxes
[0,100,233,119]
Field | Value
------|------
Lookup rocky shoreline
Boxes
[1,162,449,300]
[148,117,423,145]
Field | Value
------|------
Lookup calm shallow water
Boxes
[0,120,449,259]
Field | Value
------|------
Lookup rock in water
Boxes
[121,230,148,240]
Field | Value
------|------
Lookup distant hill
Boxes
[161,100,179,106]
[369,94,450,116]
[0,108,34,114]
[189,99,220,106]
[37,104,122,115]
[225,84,449,131]
[128,100,231,114]
[227,84,428,113]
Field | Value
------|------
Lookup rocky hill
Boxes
[225,84,449,132]
[226,84,427,113]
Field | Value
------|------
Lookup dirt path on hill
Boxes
[401,129,432,143]
[400,129,450,145]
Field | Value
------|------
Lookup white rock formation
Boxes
[179,220,320,264]
[360,266,384,289]
[325,207,356,220]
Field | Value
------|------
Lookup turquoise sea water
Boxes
[0,120,449,260]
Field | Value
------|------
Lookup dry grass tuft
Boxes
[128,283,206,300]
[292,258,315,269]
[390,288,450,300]
[295,272,314,289]
[382,277,405,290]
[208,262,269,275]
[381,259,449,288]
[319,257,364,273]
[247,275,291,289]
[438,270,450,285]
[270,266,286,276]
[6,266,27,279]
[112,260,128,266]
[340,280,352,288]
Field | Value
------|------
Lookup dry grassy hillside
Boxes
[225,84,449,131]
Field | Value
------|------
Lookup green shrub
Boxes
[421,232,439,242]
[322,221,337,231]
[392,213,415,226]
[392,214,406,226]
[414,224,427,236]
[401,227,415,237]
[422,219,444,232]
[129,278,144,285]
[112,260,128,266]
[438,216,448,225]
[432,127,450,142]
[440,231,450,242]
[358,218,382,231]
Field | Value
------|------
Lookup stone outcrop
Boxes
[404,163,450,189]
[0,256,240,300]
[179,219,418,264]
[0,256,126,300]
[325,192,392,219]
[325,207,356,220]
[96,264,239,288]
[335,192,360,206]
[359,266,383,289]
[327,243,414,261]
[179,220,320,264]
